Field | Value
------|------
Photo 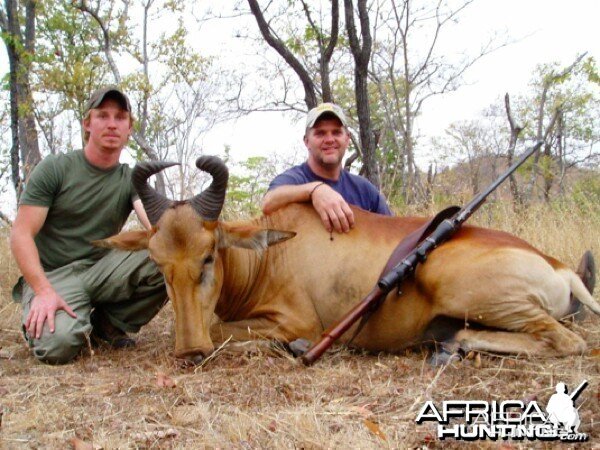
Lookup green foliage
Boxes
[508,57,599,203]
[155,20,210,86]
[537,154,555,179]
[34,0,123,117]
[224,156,279,219]
[570,174,600,218]
[582,57,600,85]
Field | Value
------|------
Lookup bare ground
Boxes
[1,202,599,449]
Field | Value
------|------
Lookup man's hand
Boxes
[311,184,355,233]
[25,288,77,339]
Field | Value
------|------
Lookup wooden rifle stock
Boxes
[300,141,543,366]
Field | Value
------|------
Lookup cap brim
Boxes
[307,111,346,129]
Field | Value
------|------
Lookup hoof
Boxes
[428,348,461,366]
[288,338,312,357]
[176,353,206,368]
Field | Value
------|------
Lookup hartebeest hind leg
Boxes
[449,316,587,357]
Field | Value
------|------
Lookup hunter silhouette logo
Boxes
[546,381,587,433]
[415,380,589,442]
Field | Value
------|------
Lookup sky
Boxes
[197,0,600,164]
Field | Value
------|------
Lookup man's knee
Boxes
[30,327,87,365]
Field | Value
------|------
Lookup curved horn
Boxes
[191,155,229,221]
[132,161,179,225]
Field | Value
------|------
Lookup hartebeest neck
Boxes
[215,218,269,320]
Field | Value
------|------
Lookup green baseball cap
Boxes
[84,86,132,115]
[305,103,348,129]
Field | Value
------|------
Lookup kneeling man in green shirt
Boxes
[10,87,167,364]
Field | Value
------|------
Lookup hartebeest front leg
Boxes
[211,317,293,343]
[210,316,320,357]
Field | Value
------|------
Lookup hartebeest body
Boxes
[98,157,599,364]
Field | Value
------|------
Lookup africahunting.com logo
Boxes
[415,380,589,442]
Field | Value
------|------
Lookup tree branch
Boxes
[247,0,317,108]
[74,0,122,84]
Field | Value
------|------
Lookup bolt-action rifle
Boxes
[301,141,544,366]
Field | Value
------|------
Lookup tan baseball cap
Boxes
[84,86,132,115]
[305,103,348,129]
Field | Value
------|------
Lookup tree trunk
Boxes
[504,93,523,206]
[344,0,380,188]
[2,0,41,199]
[556,111,566,196]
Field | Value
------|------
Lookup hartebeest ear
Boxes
[217,223,296,251]
[92,229,154,251]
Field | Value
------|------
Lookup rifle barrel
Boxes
[456,141,543,223]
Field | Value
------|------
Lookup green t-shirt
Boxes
[19,150,138,271]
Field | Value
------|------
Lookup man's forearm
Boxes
[133,199,152,230]
[262,182,322,215]
[10,230,53,295]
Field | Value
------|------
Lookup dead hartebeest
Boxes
[96,156,599,364]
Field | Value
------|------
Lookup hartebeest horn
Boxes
[132,161,179,225]
[191,155,229,221]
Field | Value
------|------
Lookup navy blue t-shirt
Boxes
[268,163,392,215]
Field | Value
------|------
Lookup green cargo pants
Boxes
[13,249,167,365]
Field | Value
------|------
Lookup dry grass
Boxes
[1,200,599,449]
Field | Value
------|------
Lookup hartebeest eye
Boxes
[203,255,214,265]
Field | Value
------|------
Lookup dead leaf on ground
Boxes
[69,437,94,450]
[589,348,600,357]
[156,372,177,388]
[364,419,386,441]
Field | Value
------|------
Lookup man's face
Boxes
[304,117,350,169]
[84,98,132,151]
